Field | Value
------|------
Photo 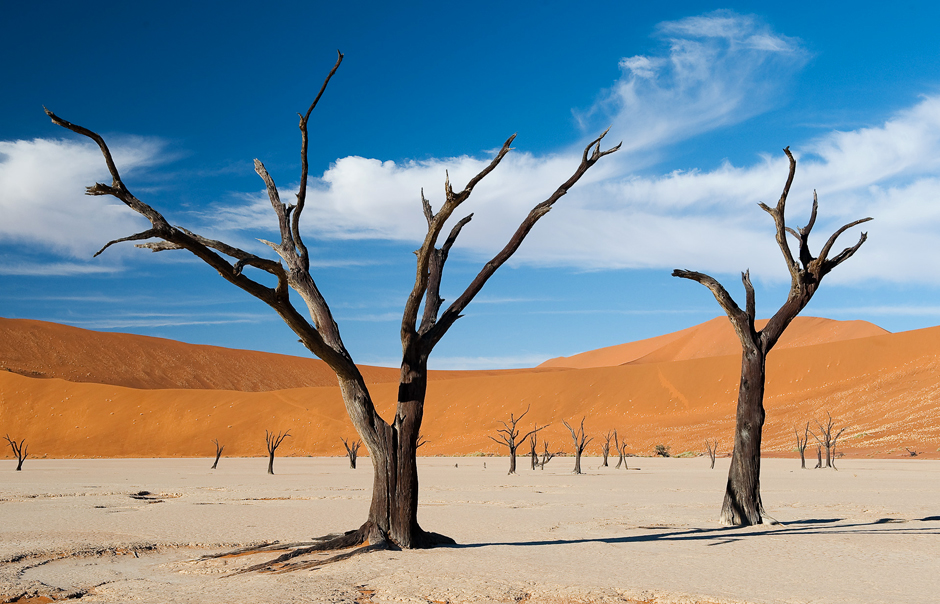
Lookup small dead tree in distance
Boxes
[211,439,224,470]
[528,428,540,471]
[488,406,547,475]
[812,411,846,470]
[673,147,871,526]
[795,423,810,469]
[814,444,823,469]
[46,52,620,564]
[342,437,362,469]
[266,430,291,475]
[540,441,554,469]
[4,435,27,471]
[601,430,613,467]
[704,438,719,470]
[614,431,627,469]
[563,417,593,474]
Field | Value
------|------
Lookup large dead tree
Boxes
[342,437,362,469]
[266,430,291,475]
[211,439,224,470]
[47,52,619,564]
[673,148,871,526]
[488,407,547,475]
[563,418,593,475]
[704,438,719,470]
[812,412,846,470]
[4,435,27,471]
[795,423,810,469]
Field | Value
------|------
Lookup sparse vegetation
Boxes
[655,444,670,458]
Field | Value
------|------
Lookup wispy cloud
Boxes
[0,259,123,276]
[62,311,271,329]
[427,353,554,371]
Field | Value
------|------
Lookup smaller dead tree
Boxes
[705,439,719,470]
[211,439,224,470]
[601,430,613,467]
[795,423,810,469]
[488,407,547,475]
[4,435,27,471]
[528,429,539,471]
[614,431,628,469]
[814,444,823,469]
[563,417,593,475]
[265,430,291,475]
[812,412,846,470]
[906,447,919,457]
[342,437,362,469]
[540,441,554,469]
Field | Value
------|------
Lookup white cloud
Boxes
[0,137,158,257]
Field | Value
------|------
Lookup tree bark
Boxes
[719,347,766,525]
[211,439,223,470]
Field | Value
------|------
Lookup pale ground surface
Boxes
[1,457,938,604]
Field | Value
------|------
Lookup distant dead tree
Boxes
[540,441,554,469]
[342,437,362,469]
[654,444,670,458]
[4,435,27,471]
[795,423,810,469]
[614,431,628,469]
[488,407,547,475]
[266,430,291,475]
[601,430,614,467]
[906,447,919,457]
[528,429,539,470]
[211,439,224,470]
[812,412,846,470]
[674,148,871,526]
[563,418,593,475]
[814,444,823,469]
[704,439,719,469]
[46,50,619,562]
[416,433,428,450]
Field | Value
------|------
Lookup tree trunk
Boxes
[267,453,275,475]
[212,450,222,470]
[507,447,518,474]
[573,450,582,475]
[799,449,806,469]
[720,346,766,526]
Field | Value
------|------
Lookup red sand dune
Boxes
[1,316,938,461]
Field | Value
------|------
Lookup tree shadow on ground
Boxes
[447,516,940,549]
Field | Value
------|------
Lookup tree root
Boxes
[201,523,455,575]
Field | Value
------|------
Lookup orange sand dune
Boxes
[539,316,888,368]
[0,318,555,391]
[2,318,938,461]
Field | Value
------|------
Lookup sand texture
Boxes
[1,317,938,459]
[1,457,938,603]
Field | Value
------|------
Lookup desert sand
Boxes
[1,316,938,460]
[1,456,938,603]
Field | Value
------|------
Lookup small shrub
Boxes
[654,444,670,457]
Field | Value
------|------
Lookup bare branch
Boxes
[672,269,755,349]
[426,129,621,350]
[94,229,159,257]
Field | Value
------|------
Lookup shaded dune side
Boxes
[0,318,558,391]
[3,325,938,460]
[539,316,889,369]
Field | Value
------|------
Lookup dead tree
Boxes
[488,407,547,475]
[266,430,291,475]
[528,428,539,470]
[563,418,593,475]
[601,430,613,467]
[47,51,619,562]
[614,431,627,469]
[342,437,362,469]
[4,435,27,471]
[211,439,224,470]
[673,148,871,526]
[540,441,554,469]
[704,438,719,469]
[906,447,919,457]
[812,412,846,470]
[814,444,823,469]
[795,423,810,469]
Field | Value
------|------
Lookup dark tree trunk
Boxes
[720,348,766,526]
[211,439,223,470]
[798,449,806,469]
[815,445,822,468]
[267,453,275,475]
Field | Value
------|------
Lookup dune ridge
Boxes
[1,316,937,460]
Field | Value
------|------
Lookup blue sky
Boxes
[3,1,940,369]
